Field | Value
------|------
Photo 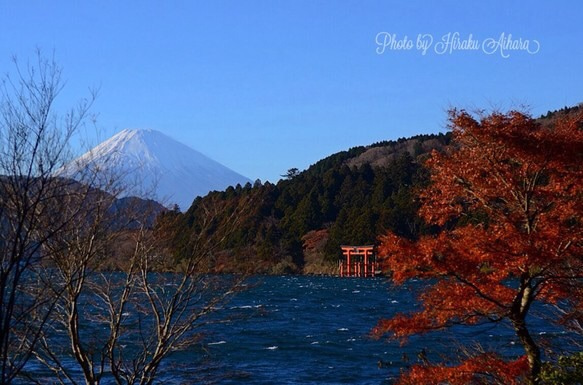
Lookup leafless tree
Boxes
[1,52,250,385]
[26,181,251,384]
[0,51,96,384]
[30,183,250,385]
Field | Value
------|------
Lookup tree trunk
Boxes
[512,316,541,385]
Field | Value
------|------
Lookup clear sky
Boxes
[1,1,581,183]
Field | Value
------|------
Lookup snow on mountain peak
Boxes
[61,129,251,210]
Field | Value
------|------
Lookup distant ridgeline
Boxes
[539,103,581,120]
[155,132,451,274]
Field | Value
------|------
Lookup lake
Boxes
[21,275,569,384]
[196,275,399,384]
[170,275,559,384]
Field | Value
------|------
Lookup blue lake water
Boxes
[22,275,572,384]
[169,275,561,384]
[197,276,400,384]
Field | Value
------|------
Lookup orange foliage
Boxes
[376,109,583,383]
[302,229,329,251]
[397,354,530,385]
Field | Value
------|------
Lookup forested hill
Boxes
[156,133,451,274]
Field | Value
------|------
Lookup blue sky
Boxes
[1,1,581,182]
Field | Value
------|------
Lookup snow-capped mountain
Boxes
[60,129,251,210]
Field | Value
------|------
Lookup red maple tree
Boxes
[375,109,583,384]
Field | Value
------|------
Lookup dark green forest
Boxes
[156,133,452,274]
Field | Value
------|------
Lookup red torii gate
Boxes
[339,245,377,277]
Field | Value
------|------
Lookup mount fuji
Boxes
[61,129,251,210]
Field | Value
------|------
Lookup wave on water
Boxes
[30,275,561,385]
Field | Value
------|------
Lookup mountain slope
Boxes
[157,132,452,274]
[61,129,251,210]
